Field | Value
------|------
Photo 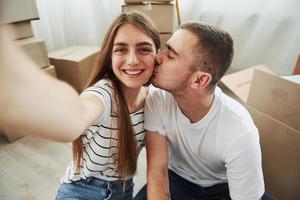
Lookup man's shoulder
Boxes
[217,88,249,117]
[148,85,172,100]
[216,87,256,131]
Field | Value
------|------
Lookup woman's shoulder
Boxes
[93,79,113,90]
[81,79,114,104]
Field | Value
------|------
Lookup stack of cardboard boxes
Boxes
[220,65,300,200]
[1,0,56,78]
[122,0,175,46]
[1,0,56,142]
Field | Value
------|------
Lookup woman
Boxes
[55,12,160,200]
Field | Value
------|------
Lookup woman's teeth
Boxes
[124,69,143,75]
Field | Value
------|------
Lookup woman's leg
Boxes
[106,178,134,200]
[56,178,107,200]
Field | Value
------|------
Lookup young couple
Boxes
[0,12,274,200]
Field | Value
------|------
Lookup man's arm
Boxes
[225,132,265,200]
[146,131,170,200]
[0,26,104,142]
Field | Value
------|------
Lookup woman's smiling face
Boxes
[111,23,156,89]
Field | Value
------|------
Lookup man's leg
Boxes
[168,170,195,200]
[134,170,191,200]
[169,170,230,200]
[261,193,277,200]
[134,170,231,200]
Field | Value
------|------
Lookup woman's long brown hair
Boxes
[72,12,160,178]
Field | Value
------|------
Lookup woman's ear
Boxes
[190,71,212,90]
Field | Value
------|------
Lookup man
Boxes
[135,22,273,200]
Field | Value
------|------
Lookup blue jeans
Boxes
[56,177,133,200]
[134,170,276,200]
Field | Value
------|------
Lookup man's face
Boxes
[152,29,198,93]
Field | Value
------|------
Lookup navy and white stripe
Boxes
[61,80,146,183]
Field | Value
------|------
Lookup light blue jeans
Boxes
[56,177,133,200]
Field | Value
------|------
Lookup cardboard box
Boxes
[122,4,174,33]
[43,65,57,78]
[48,46,100,93]
[124,0,173,3]
[293,55,300,75]
[4,21,34,40]
[220,65,300,200]
[1,0,39,24]
[160,33,171,47]
[14,37,50,69]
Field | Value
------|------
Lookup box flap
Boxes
[64,47,99,62]
[48,46,99,62]
[220,65,273,103]
[248,69,300,131]
[48,46,81,59]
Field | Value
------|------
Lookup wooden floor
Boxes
[0,136,146,200]
[0,136,71,200]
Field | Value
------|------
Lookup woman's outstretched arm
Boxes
[0,27,103,142]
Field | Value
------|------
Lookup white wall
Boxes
[32,0,300,75]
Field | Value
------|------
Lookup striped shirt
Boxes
[61,79,146,183]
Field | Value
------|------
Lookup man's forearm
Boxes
[147,170,170,200]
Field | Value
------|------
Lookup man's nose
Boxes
[127,51,139,66]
